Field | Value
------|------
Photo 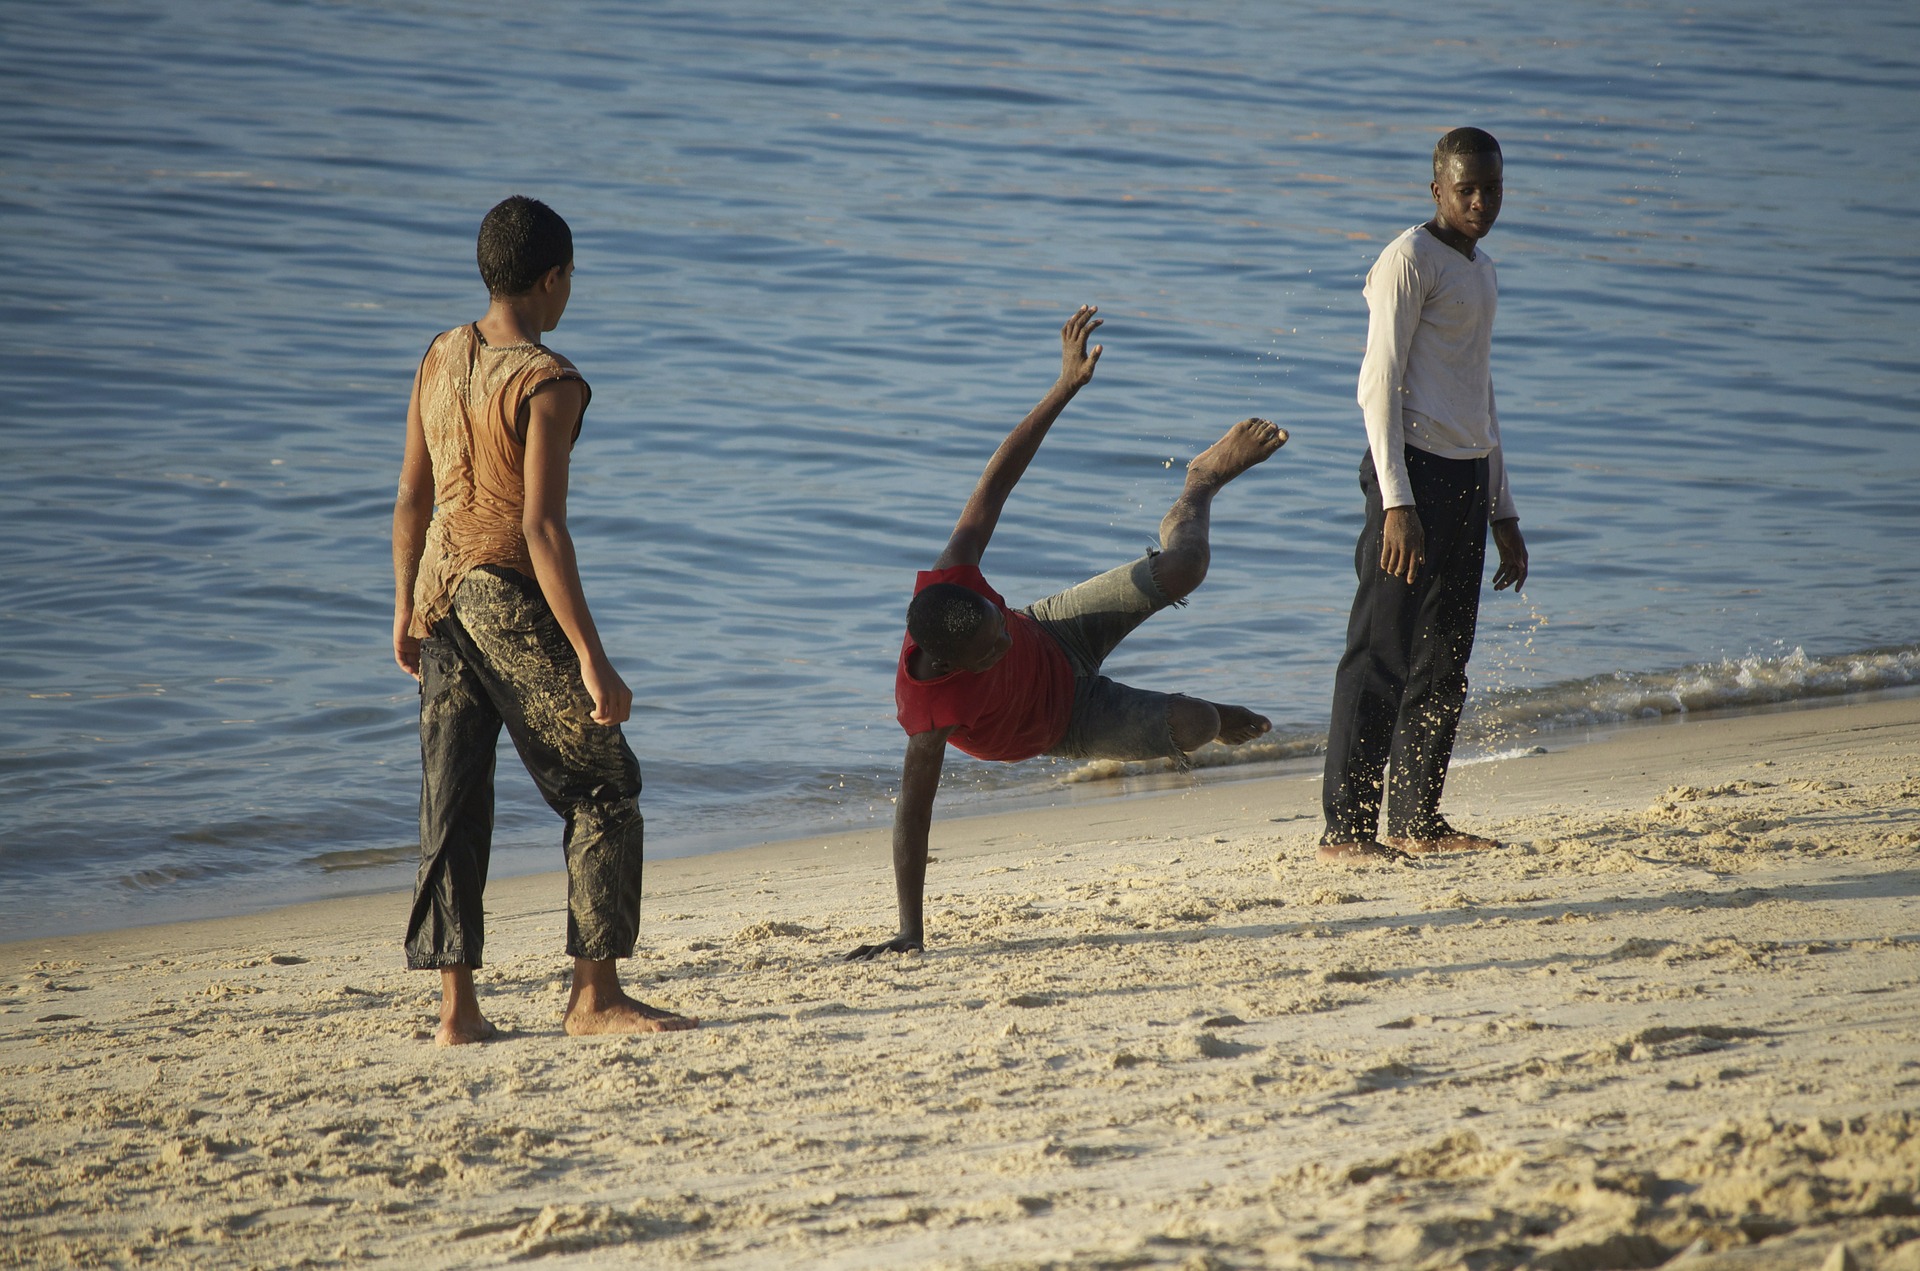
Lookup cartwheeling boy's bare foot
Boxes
[564,958,697,1035]
[1214,703,1271,745]
[1188,418,1287,487]
[1316,839,1413,865]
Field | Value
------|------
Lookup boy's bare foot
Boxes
[1215,703,1271,745]
[1189,418,1288,487]
[564,957,697,1035]
[435,965,496,1046]
[1316,839,1412,865]
[1387,826,1502,854]
[564,992,698,1035]
[436,1013,498,1047]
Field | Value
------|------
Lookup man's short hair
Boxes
[907,584,992,662]
[1433,127,1502,175]
[476,196,573,297]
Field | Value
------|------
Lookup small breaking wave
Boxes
[1465,644,1920,737]
[1056,643,1920,786]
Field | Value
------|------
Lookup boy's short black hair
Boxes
[476,196,573,297]
[907,584,991,662]
[1433,127,1502,174]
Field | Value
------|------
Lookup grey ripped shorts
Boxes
[1024,552,1194,765]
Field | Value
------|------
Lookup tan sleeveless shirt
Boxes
[408,324,590,639]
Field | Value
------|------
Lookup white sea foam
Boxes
[1466,645,1920,738]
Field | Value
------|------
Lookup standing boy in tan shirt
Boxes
[391,195,694,1043]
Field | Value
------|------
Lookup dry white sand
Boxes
[5,694,1919,1270]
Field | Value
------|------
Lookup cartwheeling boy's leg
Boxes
[1037,418,1285,763]
[1153,417,1287,601]
[1157,419,1286,749]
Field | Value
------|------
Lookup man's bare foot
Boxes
[1215,703,1271,745]
[1386,827,1502,854]
[564,992,698,1035]
[435,1013,498,1047]
[1316,839,1412,865]
[846,933,925,961]
[1189,418,1287,487]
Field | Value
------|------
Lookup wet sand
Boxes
[4,694,1919,1269]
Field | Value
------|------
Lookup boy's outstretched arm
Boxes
[847,725,954,961]
[392,360,433,679]
[522,380,632,726]
[932,306,1103,570]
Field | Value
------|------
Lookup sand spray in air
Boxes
[1456,595,1551,758]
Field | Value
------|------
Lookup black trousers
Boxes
[1322,446,1489,842]
[405,566,645,970]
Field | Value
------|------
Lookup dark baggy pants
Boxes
[1323,446,1489,843]
[405,565,645,970]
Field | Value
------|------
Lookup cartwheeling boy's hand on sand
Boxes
[845,933,925,962]
[1491,518,1529,591]
[582,657,633,726]
[1058,305,1103,390]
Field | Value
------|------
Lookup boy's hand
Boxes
[1491,518,1528,591]
[1059,305,1103,390]
[1380,506,1425,584]
[394,611,422,680]
[582,656,633,726]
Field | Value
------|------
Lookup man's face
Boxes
[1431,152,1503,241]
[951,606,1013,674]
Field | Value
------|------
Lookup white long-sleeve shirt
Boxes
[1356,224,1516,521]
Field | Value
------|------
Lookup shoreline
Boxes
[10,681,1917,948]
[5,692,1920,1267]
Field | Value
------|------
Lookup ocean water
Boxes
[3,0,1916,940]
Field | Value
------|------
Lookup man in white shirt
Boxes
[1320,127,1530,862]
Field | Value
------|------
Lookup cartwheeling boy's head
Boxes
[477,195,573,297]
[908,584,1011,674]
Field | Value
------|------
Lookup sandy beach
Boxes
[5,693,1918,1270]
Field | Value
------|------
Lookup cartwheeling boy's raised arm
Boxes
[932,305,1103,571]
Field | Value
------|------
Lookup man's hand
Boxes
[845,933,925,962]
[1491,518,1528,591]
[1380,506,1425,584]
[1059,304,1103,390]
[581,656,633,726]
